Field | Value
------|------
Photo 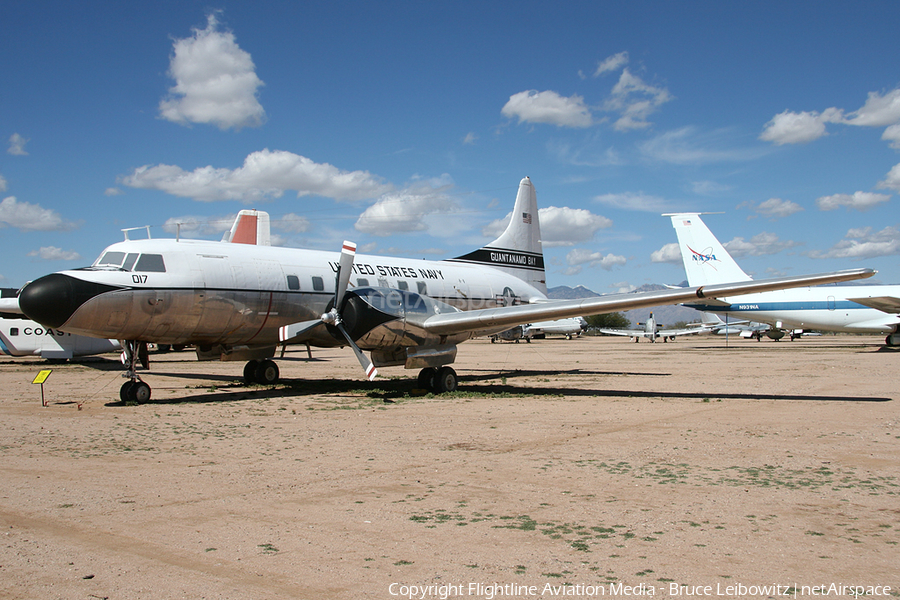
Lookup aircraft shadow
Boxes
[105,366,891,405]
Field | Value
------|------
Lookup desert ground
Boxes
[0,334,897,599]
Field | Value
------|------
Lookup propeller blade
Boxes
[335,240,356,309]
[336,322,378,381]
[278,319,323,343]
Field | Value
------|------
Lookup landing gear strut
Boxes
[120,340,151,403]
[417,366,458,393]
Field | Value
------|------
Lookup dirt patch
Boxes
[1,335,897,599]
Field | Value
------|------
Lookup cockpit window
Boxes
[97,251,126,267]
[134,254,166,272]
[122,253,139,271]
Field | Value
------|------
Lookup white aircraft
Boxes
[666,213,900,345]
[16,177,873,402]
[489,316,587,343]
[0,317,121,359]
[699,312,775,340]
[524,317,587,340]
[598,312,701,342]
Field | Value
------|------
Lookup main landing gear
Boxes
[243,359,280,385]
[416,366,458,393]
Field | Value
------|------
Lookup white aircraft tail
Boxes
[448,176,546,294]
[666,213,751,287]
[223,210,271,246]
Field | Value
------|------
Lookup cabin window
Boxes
[417,281,428,295]
[135,254,166,272]
[122,253,139,271]
[397,281,409,291]
[9,328,18,336]
[286,275,300,290]
[357,278,369,287]
[312,276,325,291]
[97,251,125,267]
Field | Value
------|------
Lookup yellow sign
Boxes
[32,369,52,385]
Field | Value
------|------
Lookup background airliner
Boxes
[15,178,874,403]
[666,213,900,346]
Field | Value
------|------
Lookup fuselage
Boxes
[688,285,900,333]
[19,238,548,349]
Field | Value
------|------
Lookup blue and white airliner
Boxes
[666,213,900,345]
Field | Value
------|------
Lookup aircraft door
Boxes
[827,296,835,311]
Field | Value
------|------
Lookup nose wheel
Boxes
[120,340,152,404]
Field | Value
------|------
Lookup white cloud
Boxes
[159,13,266,130]
[501,90,593,128]
[121,149,393,203]
[162,214,236,237]
[354,177,457,236]
[640,127,764,165]
[650,242,681,264]
[7,133,28,156]
[843,89,900,127]
[27,246,82,261]
[0,196,80,232]
[815,191,891,212]
[462,132,477,145]
[689,180,731,196]
[809,226,900,260]
[604,68,672,131]
[753,197,804,219]
[593,51,629,77]
[877,162,900,192]
[883,123,900,150]
[536,206,612,247]
[565,248,627,271]
[481,206,611,245]
[760,88,900,147]
[759,108,844,145]
[593,191,669,213]
[104,187,124,196]
[0,175,6,192]
[723,232,801,257]
[273,213,311,233]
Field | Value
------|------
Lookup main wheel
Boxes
[254,359,280,385]
[433,366,458,393]
[120,381,135,403]
[130,381,151,403]
[417,367,437,391]
[243,360,259,384]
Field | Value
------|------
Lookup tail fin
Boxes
[448,177,546,294]
[223,210,271,245]
[666,213,751,286]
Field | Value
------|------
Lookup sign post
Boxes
[32,369,52,407]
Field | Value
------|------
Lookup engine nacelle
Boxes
[336,287,469,356]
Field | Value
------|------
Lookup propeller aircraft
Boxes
[17,178,875,402]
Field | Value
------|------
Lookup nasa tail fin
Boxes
[666,213,751,287]
[223,210,271,245]
[448,176,546,294]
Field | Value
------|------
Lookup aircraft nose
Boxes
[19,273,119,329]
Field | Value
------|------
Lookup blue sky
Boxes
[2,1,899,293]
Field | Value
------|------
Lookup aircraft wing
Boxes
[597,328,644,337]
[847,295,900,314]
[423,268,875,336]
[657,327,703,337]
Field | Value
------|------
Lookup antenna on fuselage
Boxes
[122,226,152,241]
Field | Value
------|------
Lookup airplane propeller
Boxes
[279,241,378,381]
